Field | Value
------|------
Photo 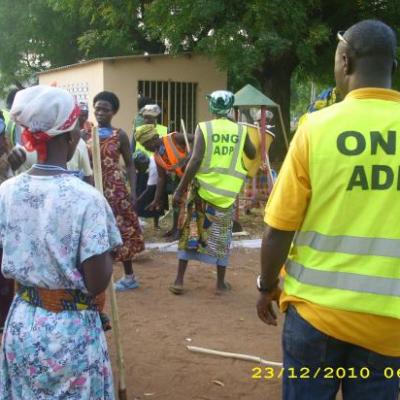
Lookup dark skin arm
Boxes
[146,164,167,210]
[81,251,113,296]
[256,225,295,326]
[119,129,137,206]
[174,132,195,147]
[83,175,94,186]
[173,126,205,206]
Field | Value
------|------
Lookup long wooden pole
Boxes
[187,345,282,367]
[257,125,275,188]
[277,105,289,150]
[180,118,191,153]
[92,127,128,400]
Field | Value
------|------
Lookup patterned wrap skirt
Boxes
[178,184,233,267]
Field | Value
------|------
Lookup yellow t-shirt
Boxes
[265,87,400,357]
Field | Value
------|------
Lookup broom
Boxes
[92,127,128,400]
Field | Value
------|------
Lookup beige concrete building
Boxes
[38,54,227,135]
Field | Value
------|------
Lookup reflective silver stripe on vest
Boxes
[6,120,15,144]
[201,121,213,169]
[294,231,400,258]
[199,122,246,180]
[6,120,13,135]
[197,179,238,198]
[286,259,400,297]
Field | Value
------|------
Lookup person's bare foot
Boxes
[216,282,232,295]
[169,283,184,295]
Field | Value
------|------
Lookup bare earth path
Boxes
[106,248,283,400]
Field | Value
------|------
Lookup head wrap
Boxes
[135,124,158,145]
[11,85,80,161]
[140,104,161,118]
[206,90,235,116]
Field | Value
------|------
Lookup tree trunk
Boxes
[259,56,297,162]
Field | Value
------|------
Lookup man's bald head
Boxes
[334,20,397,97]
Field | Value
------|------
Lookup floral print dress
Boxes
[100,129,144,261]
[0,173,122,400]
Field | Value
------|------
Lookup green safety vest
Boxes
[284,93,400,319]
[135,124,168,156]
[196,118,247,208]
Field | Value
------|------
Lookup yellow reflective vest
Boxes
[3,110,13,142]
[2,109,22,146]
[284,93,400,319]
[135,124,168,156]
[196,118,247,208]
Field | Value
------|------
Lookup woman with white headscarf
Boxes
[0,86,122,399]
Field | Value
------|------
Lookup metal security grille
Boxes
[138,80,197,133]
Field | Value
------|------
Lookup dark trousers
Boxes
[283,305,400,400]
[0,249,14,329]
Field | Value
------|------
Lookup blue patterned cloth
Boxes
[307,87,339,113]
[98,127,113,139]
[0,173,122,399]
[0,119,5,136]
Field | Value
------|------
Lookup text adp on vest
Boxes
[212,133,238,156]
[337,130,399,191]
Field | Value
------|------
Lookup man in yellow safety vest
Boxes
[257,20,400,399]
[170,90,255,294]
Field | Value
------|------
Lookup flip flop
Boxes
[216,282,232,295]
[169,283,184,295]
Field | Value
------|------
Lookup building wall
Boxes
[38,54,227,135]
[38,62,104,124]
[102,54,227,135]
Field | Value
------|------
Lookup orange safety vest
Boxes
[153,132,188,177]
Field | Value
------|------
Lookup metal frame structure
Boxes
[233,84,289,226]
[138,80,198,132]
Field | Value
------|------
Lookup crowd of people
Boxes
[0,77,256,398]
[0,18,399,400]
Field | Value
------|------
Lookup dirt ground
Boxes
[107,248,284,400]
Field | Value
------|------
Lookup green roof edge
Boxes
[234,84,278,107]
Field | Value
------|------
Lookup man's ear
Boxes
[342,53,353,75]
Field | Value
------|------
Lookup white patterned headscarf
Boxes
[10,85,80,161]
[140,104,161,118]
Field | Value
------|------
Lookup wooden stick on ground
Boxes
[187,345,283,367]
[92,127,128,400]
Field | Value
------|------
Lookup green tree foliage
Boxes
[0,0,86,92]
[0,0,399,157]
[0,0,164,94]
[48,0,164,58]
[144,0,400,155]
